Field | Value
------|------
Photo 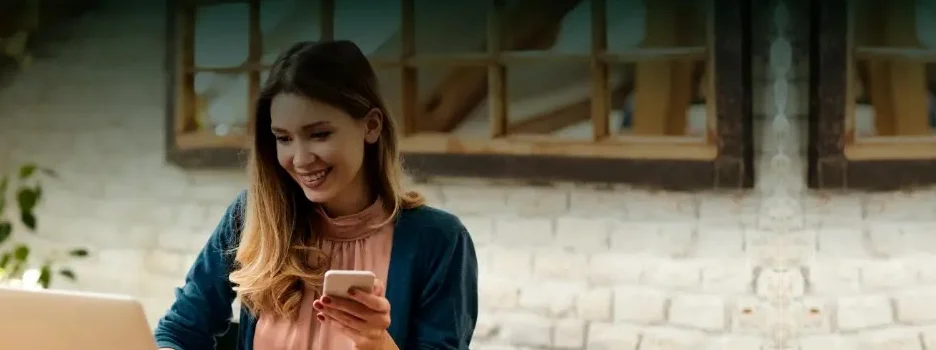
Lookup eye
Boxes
[310,131,332,139]
[274,135,291,143]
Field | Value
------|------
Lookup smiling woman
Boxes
[153,41,479,350]
[268,95,377,215]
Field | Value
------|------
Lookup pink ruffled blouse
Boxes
[252,199,394,350]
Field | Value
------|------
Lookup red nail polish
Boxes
[316,313,325,321]
[348,289,356,296]
[322,296,331,304]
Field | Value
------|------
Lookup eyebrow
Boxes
[270,121,330,133]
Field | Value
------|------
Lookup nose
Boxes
[292,146,317,168]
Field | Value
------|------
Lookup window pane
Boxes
[617,59,709,138]
[501,1,590,55]
[261,0,322,64]
[335,0,402,58]
[412,65,489,138]
[606,0,707,53]
[413,0,487,54]
[193,72,249,135]
[505,61,592,139]
[195,3,250,68]
[375,69,403,124]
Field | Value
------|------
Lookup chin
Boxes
[299,185,337,204]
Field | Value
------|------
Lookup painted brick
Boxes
[638,327,706,350]
[551,318,585,349]
[612,287,668,324]
[517,281,584,316]
[893,287,936,324]
[584,323,640,350]
[836,295,893,331]
[497,312,552,347]
[575,288,612,322]
[668,294,727,331]
[554,217,610,252]
[855,328,923,350]
[493,218,554,247]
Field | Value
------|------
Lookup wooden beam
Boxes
[854,0,929,136]
[632,0,701,136]
[399,0,418,136]
[418,0,583,133]
[174,4,197,135]
[488,0,508,138]
[508,84,631,134]
[590,0,609,140]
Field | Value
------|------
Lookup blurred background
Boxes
[2,1,936,349]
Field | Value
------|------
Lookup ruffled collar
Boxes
[315,198,391,241]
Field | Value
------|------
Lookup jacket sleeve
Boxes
[153,191,246,350]
[412,222,479,349]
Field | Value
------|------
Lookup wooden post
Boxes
[590,0,610,140]
[400,0,418,136]
[174,4,197,135]
[488,0,508,138]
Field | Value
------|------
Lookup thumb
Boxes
[372,278,385,296]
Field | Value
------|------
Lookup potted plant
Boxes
[0,163,88,289]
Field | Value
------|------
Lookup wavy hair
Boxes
[228,40,424,319]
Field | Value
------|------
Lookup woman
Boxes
[154,40,478,350]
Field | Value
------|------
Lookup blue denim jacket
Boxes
[153,191,478,350]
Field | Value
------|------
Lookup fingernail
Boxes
[316,313,325,321]
[322,296,331,304]
[348,289,357,296]
[312,301,322,310]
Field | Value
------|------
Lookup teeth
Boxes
[301,169,327,182]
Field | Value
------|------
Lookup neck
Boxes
[322,170,374,217]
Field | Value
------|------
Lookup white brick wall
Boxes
[4,1,936,350]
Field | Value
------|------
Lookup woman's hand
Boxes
[313,279,397,350]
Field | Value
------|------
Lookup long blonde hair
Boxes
[228,41,423,319]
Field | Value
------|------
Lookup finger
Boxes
[322,296,379,321]
[350,279,384,296]
[322,296,390,328]
[348,288,391,313]
[371,279,385,296]
[320,309,367,333]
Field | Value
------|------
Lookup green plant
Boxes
[0,163,88,288]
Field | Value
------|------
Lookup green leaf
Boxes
[19,164,36,179]
[38,265,51,288]
[16,188,38,212]
[58,269,75,280]
[12,245,29,262]
[20,211,36,231]
[0,222,11,244]
[68,248,89,258]
[0,253,10,269]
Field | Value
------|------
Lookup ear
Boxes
[363,108,383,144]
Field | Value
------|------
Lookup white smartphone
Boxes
[323,270,376,298]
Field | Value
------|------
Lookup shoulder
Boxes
[215,189,249,248]
[396,205,470,247]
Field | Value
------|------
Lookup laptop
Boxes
[0,287,157,350]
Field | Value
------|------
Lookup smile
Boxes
[298,168,331,189]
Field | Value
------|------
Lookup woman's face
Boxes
[269,93,382,212]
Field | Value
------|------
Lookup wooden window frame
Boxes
[810,0,936,189]
[164,0,753,190]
